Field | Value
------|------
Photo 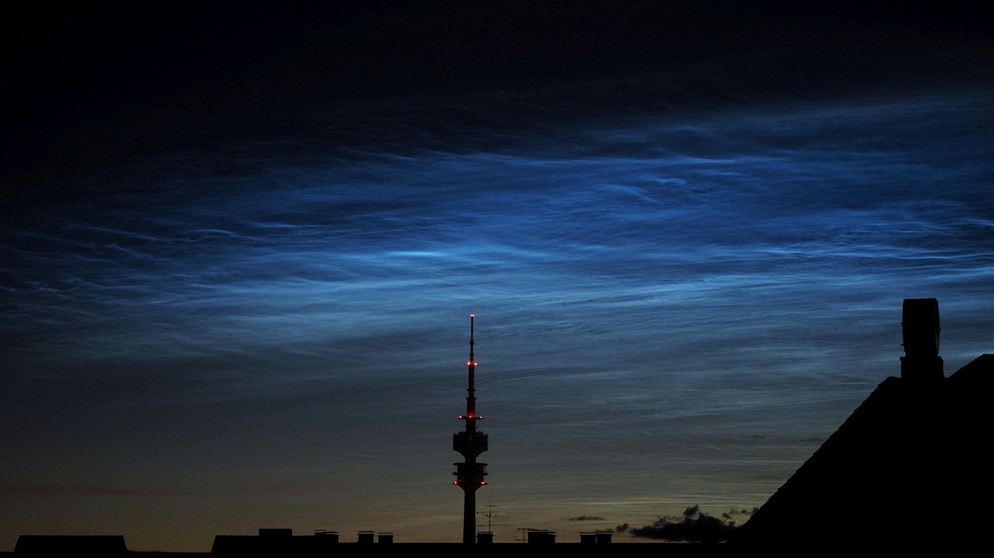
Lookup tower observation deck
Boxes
[453,313,488,544]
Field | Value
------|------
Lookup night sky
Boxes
[2,1,992,551]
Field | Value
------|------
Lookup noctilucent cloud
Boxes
[2,1,992,551]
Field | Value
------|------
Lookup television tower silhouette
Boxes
[452,313,488,543]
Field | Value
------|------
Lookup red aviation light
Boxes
[467,361,477,366]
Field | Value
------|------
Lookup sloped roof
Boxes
[727,353,994,546]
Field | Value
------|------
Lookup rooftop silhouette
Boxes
[727,298,992,547]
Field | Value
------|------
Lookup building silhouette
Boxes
[13,535,128,556]
[727,298,993,547]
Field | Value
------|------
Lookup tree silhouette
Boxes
[624,505,744,543]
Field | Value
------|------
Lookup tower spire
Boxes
[453,313,488,543]
[467,313,476,421]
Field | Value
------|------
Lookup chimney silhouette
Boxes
[900,297,944,382]
[452,313,488,543]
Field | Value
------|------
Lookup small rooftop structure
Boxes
[211,528,342,555]
[525,529,557,544]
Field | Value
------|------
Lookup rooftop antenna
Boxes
[478,501,505,534]
[453,313,488,543]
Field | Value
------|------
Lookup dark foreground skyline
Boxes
[8,299,991,553]
[3,1,993,552]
